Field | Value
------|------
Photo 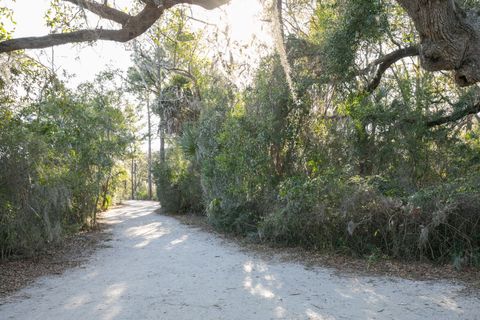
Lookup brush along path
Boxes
[0,201,478,319]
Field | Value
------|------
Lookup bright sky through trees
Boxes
[6,0,273,152]
[8,0,271,87]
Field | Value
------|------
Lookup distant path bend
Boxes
[1,201,478,320]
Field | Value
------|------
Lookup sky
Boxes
[6,0,273,152]
[8,0,272,87]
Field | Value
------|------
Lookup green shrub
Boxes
[260,174,480,266]
[0,73,133,259]
[154,143,203,215]
[197,104,278,234]
[409,177,480,266]
[259,175,348,249]
[149,51,480,268]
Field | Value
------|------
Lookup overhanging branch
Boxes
[361,45,480,127]
[64,0,132,25]
[0,0,229,53]
[426,102,480,128]
[0,28,155,53]
[365,45,419,93]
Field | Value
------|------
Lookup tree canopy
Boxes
[1,0,480,87]
[1,0,480,269]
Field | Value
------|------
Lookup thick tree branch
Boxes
[362,44,480,127]
[365,45,419,93]
[0,30,129,52]
[426,102,480,128]
[0,3,165,52]
[63,0,132,25]
[316,103,480,129]
[0,0,229,53]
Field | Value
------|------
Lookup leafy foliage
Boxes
[0,66,134,259]
[3,0,480,269]
[153,134,203,215]
[152,1,480,268]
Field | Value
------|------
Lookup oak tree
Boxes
[0,1,479,87]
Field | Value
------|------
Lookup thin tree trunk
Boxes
[93,193,100,226]
[159,125,165,163]
[101,176,111,210]
[131,158,135,200]
[156,38,166,164]
[147,97,152,200]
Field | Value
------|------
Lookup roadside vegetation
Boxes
[1,1,480,270]
[0,58,135,258]
[149,3,480,269]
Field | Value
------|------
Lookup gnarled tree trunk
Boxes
[396,0,480,86]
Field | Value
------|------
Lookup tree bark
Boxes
[147,97,153,200]
[396,0,480,87]
[2,0,480,87]
[0,0,228,53]
[131,157,135,200]
[427,101,480,127]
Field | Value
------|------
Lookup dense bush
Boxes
[154,142,203,215]
[155,53,480,268]
[409,177,480,267]
[148,3,480,268]
[0,72,133,259]
[258,174,480,268]
[199,106,276,233]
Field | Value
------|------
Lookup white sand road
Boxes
[1,201,478,320]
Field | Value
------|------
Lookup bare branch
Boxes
[0,3,164,52]
[365,45,419,93]
[426,102,480,128]
[0,30,125,52]
[0,0,229,53]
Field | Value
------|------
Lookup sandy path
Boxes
[1,201,478,320]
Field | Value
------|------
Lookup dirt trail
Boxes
[1,201,478,320]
